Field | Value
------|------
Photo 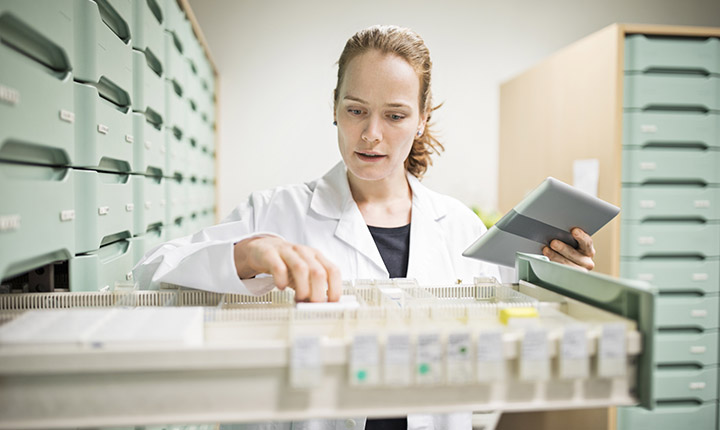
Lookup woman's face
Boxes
[335,50,426,184]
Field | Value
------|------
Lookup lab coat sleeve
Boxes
[132,191,282,295]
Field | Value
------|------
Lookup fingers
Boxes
[571,228,596,259]
[542,246,589,271]
[544,236,595,271]
[317,253,342,302]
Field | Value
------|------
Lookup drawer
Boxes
[200,208,215,228]
[165,127,188,179]
[621,257,720,294]
[656,330,718,366]
[132,49,166,119]
[166,176,189,225]
[164,31,187,92]
[621,185,720,221]
[656,293,719,330]
[0,162,75,280]
[131,225,166,268]
[185,104,204,144]
[625,34,720,75]
[653,365,718,402]
[185,138,203,180]
[163,0,185,34]
[201,150,216,183]
[131,0,164,57]
[0,44,74,166]
[74,0,133,93]
[164,79,187,136]
[617,401,717,430]
[622,147,720,185]
[70,238,135,292]
[622,111,720,149]
[166,215,189,241]
[199,180,215,211]
[74,82,133,172]
[0,1,75,64]
[75,169,134,254]
[133,174,165,234]
[624,74,720,111]
[620,221,720,258]
[132,112,165,176]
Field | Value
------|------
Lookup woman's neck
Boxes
[347,170,412,227]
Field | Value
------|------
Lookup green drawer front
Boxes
[74,82,134,171]
[625,35,720,75]
[164,31,187,93]
[185,138,202,180]
[199,181,215,212]
[656,294,719,330]
[131,112,165,175]
[131,226,166,269]
[622,148,720,185]
[0,45,74,166]
[0,1,75,64]
[624,74,720,111]
[131,0,164,57]
[166,127,188,178]
[200,208,215,228]
[656,330,719,366]
[132,50,166,118]
[623,111,720,149]
[620,257,720,294]
[0,163,75,280]
[617,402,717,430]
[621,185,720,221]
[621,222,720,258]
[166,215,189,240]
[164,79,187,136]
[74,0,132,93]
[70,238,135,292]
[166,176,189,226]
[202,150,216,183]
[75,169,134,254]
[653,365,718,402]
[132,174,165,234]
[163,0,185,33]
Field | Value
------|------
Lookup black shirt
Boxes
[365,223,411,430]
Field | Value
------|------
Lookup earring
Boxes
[417,130,422,137]
[333,121,337,126]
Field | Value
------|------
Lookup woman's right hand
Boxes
[233,236,342,302]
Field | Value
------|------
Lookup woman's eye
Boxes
[348,108,363,116]
[389,114,405,121]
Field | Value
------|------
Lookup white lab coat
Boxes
[133,161,500,430]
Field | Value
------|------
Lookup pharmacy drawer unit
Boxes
[624,35,720,75]
[0,162,75,280]
[74,82,133,172]
[74,0,133,96]
[656,293,719,331]
[653,365,718,403]
[74,169,134,254]
[164,78,187,138]
[622,111,720,149]
[164,31,187,96]
[617,401,717,430]
[131,112,165,176]
[70,238,135,292]
[132,49,166,121]
[131,225,166,266]
[0,44,75,166]
[621,185,720,221]
[622,148,720,185]
[624,74,720,112]
[620,221,720,258]
[620,257,720,294]
[132,174,165,234]
[131,0,164,61]
[656,329,719,367]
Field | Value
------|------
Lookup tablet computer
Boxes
[462,177,620,267]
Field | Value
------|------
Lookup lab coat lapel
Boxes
[310,162,388,276]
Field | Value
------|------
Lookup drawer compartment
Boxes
[622,111,720,149]
[131,225,166,267]
[656,330,718,366]
[70,238,135,292]
[164,79,187,136]
[622,147,720,185]
[133,174,165,234]
[621,185,720,221]
[617,401,717,430]
[164,31,187,93]
[132,49,166,119]
[653,365,718,402]
[166,127,188,179]
[131,0,164,57]
[620,221,720,258]
[656,293,719,330]
[132,112,165,176]
[620,257,720,294]
[624,74,720,111]
[166,176,188,225]
[625,34,720,74]
[0,162,75,280]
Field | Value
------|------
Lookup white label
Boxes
[692,273,709,282]
[125,272,133,281]
[694,200,710,208]
[0,84,20,105]
[98,206,110,216]
[689,382,706,390]
[599,323,626,359]
[637,273,655,281]
[145,140,152,150]
[690,346,707,354]
[290,336,322,388]
[145,201,152,210]
[59,109,75,123]
[160,199,166,207]
[640,124,658,133]
[0,215,21,232]
[639,161,656,171]
[160,143,166,154]
[477,331,503,362]
[639,200,656,209]
[59,210,75,222]
[350,334,379,386]
[384,333,411,386]
[125,203,134,212]
[125,134,134,143]
[638,236,655,245]
[97,124,109,134]
[691,309,708,318]
[447,332,473,384]
[561,326,588,360]
[522,329,548,361]
[416,333,442,384]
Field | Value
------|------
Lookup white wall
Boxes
[189,0,720,218]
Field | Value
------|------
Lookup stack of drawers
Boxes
[0,0,216,293]
[618,34,720,429]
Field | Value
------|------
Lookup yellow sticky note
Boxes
[499,307,538,325]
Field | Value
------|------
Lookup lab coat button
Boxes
[345,419,356,428]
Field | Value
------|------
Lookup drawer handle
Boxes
[639,200,656,209]
[691,310,708,318]
[125,204,134,212]
[97,124,109,135]
[690,346,707,354]
[59,210,75,222]
[639,162,656,171]
[0,84,20,105]
[0,13,71,75]
[692,273,709,281]
[125,134,134,144]
[689,382,706,390]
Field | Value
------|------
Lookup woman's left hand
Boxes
[542,228,596,271]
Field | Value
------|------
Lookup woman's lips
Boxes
[355,151,386,162]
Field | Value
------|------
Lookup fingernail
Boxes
[551,240,560,250]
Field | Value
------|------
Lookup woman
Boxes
[134,25,595,430]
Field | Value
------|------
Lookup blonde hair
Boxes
[334,25,444,179]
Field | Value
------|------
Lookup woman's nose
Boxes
[361,115,382,143]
